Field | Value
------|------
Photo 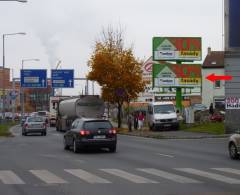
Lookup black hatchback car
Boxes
[63,118,117,153]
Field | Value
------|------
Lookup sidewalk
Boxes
[110,120,229,139]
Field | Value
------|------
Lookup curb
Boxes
[8,125,20,137]
[117,132,230,140]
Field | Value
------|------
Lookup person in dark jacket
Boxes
[133,112,138,130]
[209,103,214,116]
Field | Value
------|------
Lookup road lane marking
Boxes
[212,168,240,175]
[64,169,110,184]
[0,171,25,184]
[137,168,201,183]
[156,153,174,158]
[175,168,240,184]
[30,170,67,184]
[100,169,158,183]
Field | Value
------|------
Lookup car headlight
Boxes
[172,118,178,122]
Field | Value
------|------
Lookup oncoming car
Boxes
[22,116,47,136]
[63,118,117,153]
[228,132,240,160]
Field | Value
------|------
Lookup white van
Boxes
[147,101,179,131]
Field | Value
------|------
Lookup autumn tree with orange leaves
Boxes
[87,26,146,128]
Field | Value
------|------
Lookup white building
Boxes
[202,48,225,109]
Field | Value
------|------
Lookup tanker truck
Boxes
[56,95,105,132]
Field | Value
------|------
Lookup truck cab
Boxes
[147,101,179,131]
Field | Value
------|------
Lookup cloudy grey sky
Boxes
[0,0,223,95]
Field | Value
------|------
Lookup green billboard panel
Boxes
[152,37,202,61]
[153,63,202,87]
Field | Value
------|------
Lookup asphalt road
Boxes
[0,125,239,195]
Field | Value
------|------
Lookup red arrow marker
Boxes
[206,73,233,83]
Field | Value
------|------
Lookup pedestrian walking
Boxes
[209,103,214,116]
[127,113,133,132]
[133,112,138,130]
[138,111,145,130]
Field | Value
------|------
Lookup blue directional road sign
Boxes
[51,69,74,88]
[21,69,47,88]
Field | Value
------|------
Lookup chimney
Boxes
[207,47,211,55]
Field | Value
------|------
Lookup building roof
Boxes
[202,48,224,68]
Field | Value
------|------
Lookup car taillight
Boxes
[109,128,117,134]
[80,130,90,136]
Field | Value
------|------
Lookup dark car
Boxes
[22,116,47,136]
[63,118,117,153]
[228,131,240,160]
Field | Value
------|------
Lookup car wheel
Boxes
[229,143,239,160]
[152,124,157,131]
[22,131,25,136]
[44,132,47,136]
[109,145,116,153]
[63,138,70,150]
[73,140,79,153]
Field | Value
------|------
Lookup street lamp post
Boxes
[1,32,26,122]
[20,59,40,118]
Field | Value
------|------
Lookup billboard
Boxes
[225,97,240,109]
[152,37,202,61]
[229,0,240,48]
[153,63,201,87]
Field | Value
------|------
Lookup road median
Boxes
[113,121,229,139]
[0,121,17,137]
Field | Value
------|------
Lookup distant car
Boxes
[21,116,28,126]
[228,132,240,159]
[5,112,13,120]
[30,112,38,117]
[191,103,208,112]
[49,113,56,127]
[63,118,117,153]
[22,116,47,136]
[37,111,49,124]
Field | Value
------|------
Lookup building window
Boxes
[214,98,225,110]
[214,80,221,88]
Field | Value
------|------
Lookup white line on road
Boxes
[0,171,25,184]
[30,170,67,184]
[100,169,158,183]
[156,153,174,158]
[64,169,111,184]
[137,168,201,183]
[212,168,240,175]
[175,168,240,184]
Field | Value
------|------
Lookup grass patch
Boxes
[0,121,17,137]
[180,122,224,135]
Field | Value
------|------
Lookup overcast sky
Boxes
[0,0,223,95]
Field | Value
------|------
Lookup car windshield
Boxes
[27,117,44,123]
[84,121,112,131]
[154,105,175,114]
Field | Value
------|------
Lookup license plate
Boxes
[32,124,41,128]
[93,135,106,139]
[164,124,171,127]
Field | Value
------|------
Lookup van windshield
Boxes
[154,105,175,114]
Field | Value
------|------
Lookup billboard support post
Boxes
[176,61,182,111]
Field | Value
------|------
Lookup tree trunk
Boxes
[117,102,122,128]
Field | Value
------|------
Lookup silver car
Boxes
[22,116,47,136]
[228,132,240,159]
